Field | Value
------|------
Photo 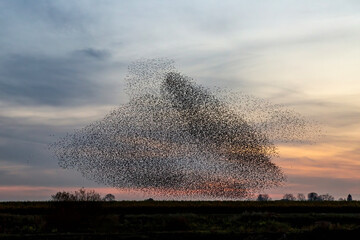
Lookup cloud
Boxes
[0,125,106,192]
[73,48,110,60]
[0,115,60,168]
[0,53,116,106]
[0,0,89,30]
[0,164,86,187]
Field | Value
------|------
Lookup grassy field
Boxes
[1,201,360,239]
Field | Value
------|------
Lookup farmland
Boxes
[1,201,360,239]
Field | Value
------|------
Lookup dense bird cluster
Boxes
[51,59,319,199]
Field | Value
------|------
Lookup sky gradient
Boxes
[1,0,360,201]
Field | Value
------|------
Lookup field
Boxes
[1,201,360,239]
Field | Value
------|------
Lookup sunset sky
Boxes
[1,0,360,201]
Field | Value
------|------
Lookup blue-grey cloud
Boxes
[0,167,98,188]
[0,52,116,106]
[0,114,108,190]
[0,115,62,166]
[0,0,88,30]
[73,48,110,60]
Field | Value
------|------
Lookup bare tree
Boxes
[103,194,116,201]
[51,191,76,201]
[297,193,306,201]
[51,188,102,201]
[318,194,334,201]
[74,188,101,201]
[257,194,271,201]
[308,192,318,201]
[282,193,296,201]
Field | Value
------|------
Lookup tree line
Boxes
[257,192,353,201]
[51,188,353,202]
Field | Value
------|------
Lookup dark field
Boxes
[2,201,360,239]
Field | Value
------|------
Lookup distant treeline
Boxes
[51,188,352,202]
[257,192,353,201]
[50,188,354,202]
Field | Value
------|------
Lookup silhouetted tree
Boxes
[297,193,306,201]
[51,188,102,201]
[347,194,352,201]
[282,193,296,201]
[74,187,101,201]
[318,194,334,201]
[51,191,76,201]
[103,194,116,201]
[257,194,271,201]
[308,192,318,201]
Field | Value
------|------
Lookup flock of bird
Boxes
[52,59,319,199]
